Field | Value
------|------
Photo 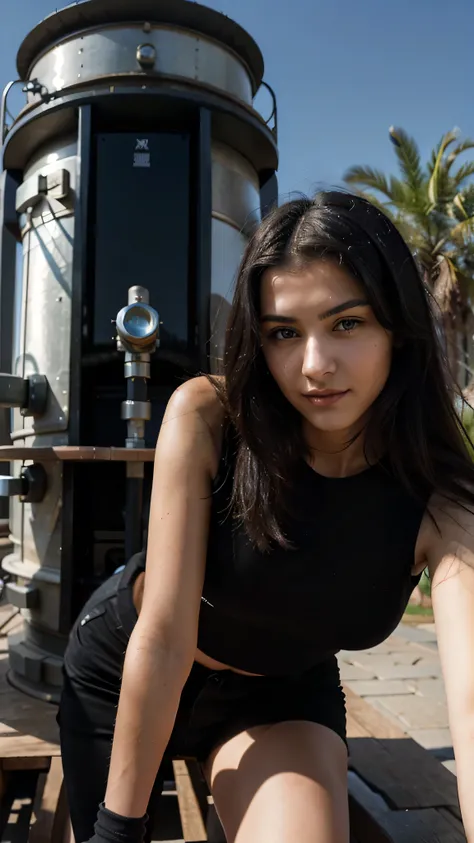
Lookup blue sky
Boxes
[1,0,474,199]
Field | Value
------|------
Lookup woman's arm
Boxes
[103,377,221,819]
[427,498,474,843]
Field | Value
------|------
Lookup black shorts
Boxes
[58,556,347,841]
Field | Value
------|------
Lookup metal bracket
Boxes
[16,168,71,214]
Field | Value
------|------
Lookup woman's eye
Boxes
[334,318,361,332]
[271,328,298,340]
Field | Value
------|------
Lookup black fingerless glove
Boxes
[85,803,148,843]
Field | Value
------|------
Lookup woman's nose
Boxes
[301,337,337,379]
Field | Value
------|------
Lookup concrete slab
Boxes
[394,623,437,643]
[364,697,411,731]
[407,727,452,750]
[370,694,449,729]
[408,639,438,653]
[338,662,377,681]
[369,661,441,681]
[417,623,436,633]
[345,679,414,697]
[387,650,438,665]
[406,678,447,703]
[343,623,458,769]
[346,653,442,680]
[386,633,426,649]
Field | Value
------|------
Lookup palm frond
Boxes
[428,130,460,206]
[432,255,460,314]
[451,161,474,188]
[427,129,459,176]
[452,185,474,220]
[388,176,414,208]
[446,139,474,169]
[450,217,474,247]
[343,166,392,199]
[432,236,449,255]
[389,126,425,192]
[346,125,474,382]
[453,193,469,220]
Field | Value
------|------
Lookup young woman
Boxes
[59,191,474,843]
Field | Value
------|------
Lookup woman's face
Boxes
[260,259,392,439]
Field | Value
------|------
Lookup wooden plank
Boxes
[345,686,408,739]
[0,447,59,462]
[348,770,392,843]
[172,760,207,843]
[348,770,466,843]
[53,447,154,463]
[348,736,460,811]
[206,804,226,843]
[0,736,60,759]
[345,685,460,811]
[0,644,57,766]
[110,448,155,462]
[30,757,69,843]
[443,804,464,824]
[1,757,50,772]
[0,446,155,463]
[346,711,371,740]
[437,807,466,835]
[0,656,60,758]
[377,809,466,842]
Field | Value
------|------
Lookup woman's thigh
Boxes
[204,720,349,843]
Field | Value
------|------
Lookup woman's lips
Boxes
[303,390,350,407]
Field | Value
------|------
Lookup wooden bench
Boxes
[345,685,465,842]
[0,610,466,842]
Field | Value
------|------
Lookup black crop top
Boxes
[194,439,426,676]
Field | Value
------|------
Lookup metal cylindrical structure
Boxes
[0,0,278,700]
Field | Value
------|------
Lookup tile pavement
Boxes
[337,622,457,772]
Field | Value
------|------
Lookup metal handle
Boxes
[260,80,278,142]
[0,373,48,416]
[1,78,50,143]
[0,476,26,497]
[0,464,46,503]
[1,80,21,143]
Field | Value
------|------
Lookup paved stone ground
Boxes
[337,621,456,775]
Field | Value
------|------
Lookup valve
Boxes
[115,286,159,449]
[0,464,47,504]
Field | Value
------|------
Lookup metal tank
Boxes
[0,0,278,700]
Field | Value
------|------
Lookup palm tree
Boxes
[344,127,474,385]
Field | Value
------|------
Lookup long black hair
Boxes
[215,190,474,550]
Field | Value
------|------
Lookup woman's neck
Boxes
[303,419,371,478]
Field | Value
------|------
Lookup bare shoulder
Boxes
[159,376,226,474]
[166,376,225,436]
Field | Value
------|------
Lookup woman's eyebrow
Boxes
[260,299,369,324]
[318,298,369,320]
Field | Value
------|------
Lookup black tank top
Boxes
[196,439,426,676]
